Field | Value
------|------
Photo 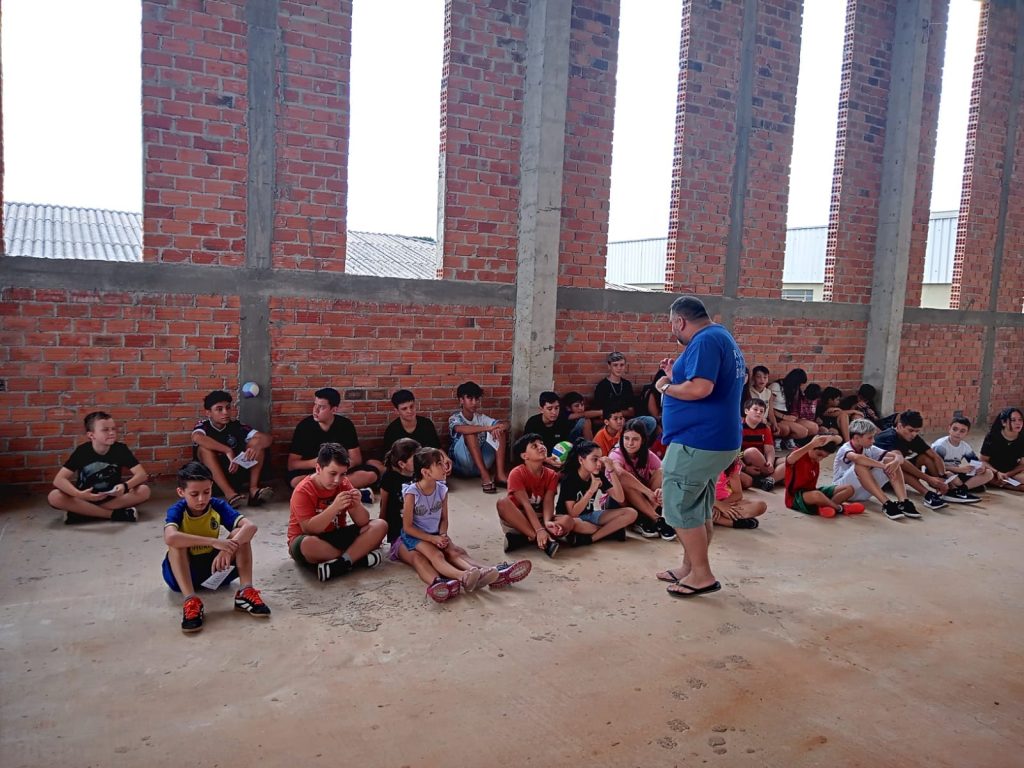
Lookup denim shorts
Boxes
[579,508,605,526]
[451,438,496,477]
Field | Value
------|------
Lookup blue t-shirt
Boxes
[661,324,745,451]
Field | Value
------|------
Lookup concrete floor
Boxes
[1,469,1022,768]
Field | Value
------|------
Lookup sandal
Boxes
[656,569,685,583]
[481,481,498,494]
[667,580,722,598]
[226,493,246,508]
[248,487,274,507]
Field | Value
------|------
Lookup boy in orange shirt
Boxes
[594,405,625,456]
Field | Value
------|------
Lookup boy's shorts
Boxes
[289,525,362,565]
[834,467,887,502]
[162,551,239,592]
[791,485,836,515]
[451,438,496,477]
[499,500,543,534]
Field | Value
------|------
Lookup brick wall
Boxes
[142,0,249,266]
[558,0,619,289]
[665,0,743,294]
[951,2,1020,312]
[894,322,984,428]
[823,0,896,303]
[268,297,514,465]
[436,0,527,283]
[274,0,351,271]
[990,327,1024,423]
[737,0,801,299]
[0,288,240,486]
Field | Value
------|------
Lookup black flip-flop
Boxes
[667,581,722,598]
[656,569,685,583]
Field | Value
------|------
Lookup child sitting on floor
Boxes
[557,440,637,545]
[397,448,531,595]
[497,433,565,558]
[608,418,675,540]
[378,438,420,544]
[594,404,625,456]
[712,457,766,529]
[784,434,864,518]
[739,399,785,491]
[931,417,995,498]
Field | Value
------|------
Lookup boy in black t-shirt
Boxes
[193,390,274,507]
[593,351,637,417]
[287,387,385,496]
[873,410,950,510]
[381,389,441,453]
[522,391,572,467]
[48,411,152,524]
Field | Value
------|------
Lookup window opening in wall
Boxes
[781,0,847,301]
[605,0,682,292]
[345,1,444,280]
[2,0,142,261]
[924,0,981,309]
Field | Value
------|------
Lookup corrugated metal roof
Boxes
[608,212,959,286]
[3,202,143,261]
[344,230,439,280]
[606,238,667,284]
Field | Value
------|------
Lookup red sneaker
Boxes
[840,502,865,515]
[818,506,837,518]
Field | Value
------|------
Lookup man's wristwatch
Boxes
[657,381,671,394]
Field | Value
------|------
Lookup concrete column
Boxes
[511,0,571,432]
[862,0,931,414]
[238,0,278,431]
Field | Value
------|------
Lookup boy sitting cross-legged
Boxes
[48,410,152,524]
[496,433,565,558]
[192,390,274,508]
[784,434,864,518]
[833,419,916,521]
[930,417,992,500]
[163,462,271,634]
[287,442,387,583]
[739,399,785,491]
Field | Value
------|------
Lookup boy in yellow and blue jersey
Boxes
[163,462,271,633]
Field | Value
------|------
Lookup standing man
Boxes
[655,296,745,598]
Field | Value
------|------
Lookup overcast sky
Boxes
[2,0,980,239]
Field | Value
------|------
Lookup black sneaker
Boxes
[571,532,593,546]
[882,500,905,520]
[899,499,922,519]
[633,518,660,538]
[543,538,560,558]
[181,596,205,633]
[64,511,93,525]
[656,516,677,541]
[608,528,627,542]
[923,491,946,510]
[942,487,981,504]
[359,488,374,505]
[504,532,529,553]
[110,506,138,522]
[317,558,352,582]
[757,477,775,492]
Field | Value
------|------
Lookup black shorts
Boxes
[289,525,362,565]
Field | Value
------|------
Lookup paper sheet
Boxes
[230,454,258,469]
[201,568,234,590]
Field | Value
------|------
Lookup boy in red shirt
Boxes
[496,434,565,557]
[594,405,625,456]
[784,434,864,518]
[288,443,388,582]
[740,399,785,491]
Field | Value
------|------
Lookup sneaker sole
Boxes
[884,512,905,520]
[940,496,980,504]
[181,625,204,634]
[490,560,532,589]
[659,532,677,541]
[234,604,271,616]
[634,526,660,539]
[426,582,452,603]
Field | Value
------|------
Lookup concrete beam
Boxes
[511,0,572,432]
[245,0,278,271]
[861,0,931,414]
